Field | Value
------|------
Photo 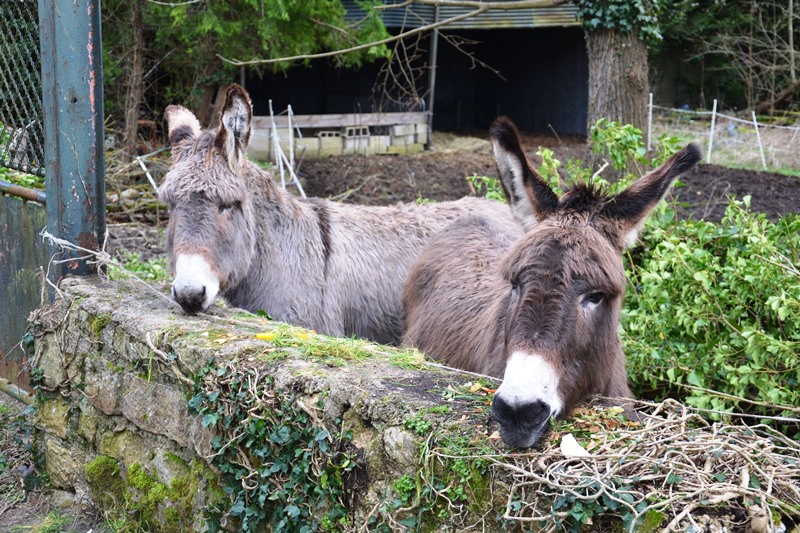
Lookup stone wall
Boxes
[30,277,800,532]
[30,276,510,531]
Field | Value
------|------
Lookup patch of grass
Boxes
[10,511,74,533]
[253,323,424,368]
[107,252,169,282]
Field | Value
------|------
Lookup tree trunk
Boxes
[585,28,649,134]
[122,0,144,163]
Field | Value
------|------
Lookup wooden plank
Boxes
[252,112,430,130]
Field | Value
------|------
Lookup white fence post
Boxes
[647,92,653,152]
[269,99,286,190]
[707,99,717,164]
[288,105,295,171]
[752,111,767,171]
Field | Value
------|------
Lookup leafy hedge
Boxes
[623,198,800,422]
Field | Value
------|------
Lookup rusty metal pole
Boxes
[39,0,105,280]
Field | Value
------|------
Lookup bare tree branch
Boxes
[217,0,569,67]
[693,0,800,110]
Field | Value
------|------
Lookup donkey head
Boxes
[159,84,258,313]
[489,117,700,447]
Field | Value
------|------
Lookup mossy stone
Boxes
[85,455,125,511]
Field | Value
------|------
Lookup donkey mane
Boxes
[558,183,607,215]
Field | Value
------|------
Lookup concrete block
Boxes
[248,127,271,161]
[415,123,429,145]
[391,124,415,137]
[317,131,342,156]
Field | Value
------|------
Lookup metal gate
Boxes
[1,0,105,395]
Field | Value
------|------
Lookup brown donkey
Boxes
[403,117,701,448]
[159,84,515,344]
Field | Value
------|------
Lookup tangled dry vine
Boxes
[491,399,800,531]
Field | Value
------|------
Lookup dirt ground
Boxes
[297,131,800,222]
[2,131,799,532]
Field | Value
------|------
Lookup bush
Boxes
[624,198,800,422]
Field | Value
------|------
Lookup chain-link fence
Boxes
[0,0,45,177]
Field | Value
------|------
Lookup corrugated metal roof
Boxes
[344,1,580,29]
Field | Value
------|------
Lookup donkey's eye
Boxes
[582,292,605,307]
[510,280,521,297]
[219,200,241,213]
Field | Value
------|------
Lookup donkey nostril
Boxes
[492,397,549,427]
[200,286,206,297]
[491,395,515,421]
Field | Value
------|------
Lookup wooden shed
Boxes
[244,1,588,137]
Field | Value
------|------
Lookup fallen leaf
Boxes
[255,332,275,341]
[468,382,482,393]
[489,430,501,440]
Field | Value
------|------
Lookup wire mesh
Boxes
[0,0,45,177]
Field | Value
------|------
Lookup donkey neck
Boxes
[223,165,332,326]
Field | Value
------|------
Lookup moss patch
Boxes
[84,454,224,533]
[84,455,125,511]
[91,314,112,336]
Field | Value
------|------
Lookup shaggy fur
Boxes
[159,84,516,344]
[403,117,701,447]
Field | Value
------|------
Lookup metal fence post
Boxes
[706,99,717,165]
[39,0,105,279]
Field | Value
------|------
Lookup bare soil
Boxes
[298,131,800,222]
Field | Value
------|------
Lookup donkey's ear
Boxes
[215,84,253,170]
[165,105,201,155]
[490,117,559,229]
[602,143,702,248]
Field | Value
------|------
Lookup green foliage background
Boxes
[101,0,389,125]
[625,199,800,421]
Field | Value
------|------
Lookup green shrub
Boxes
[624,197,800,421]
[466,173,506,202]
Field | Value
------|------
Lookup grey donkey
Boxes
[159,84,516,345]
